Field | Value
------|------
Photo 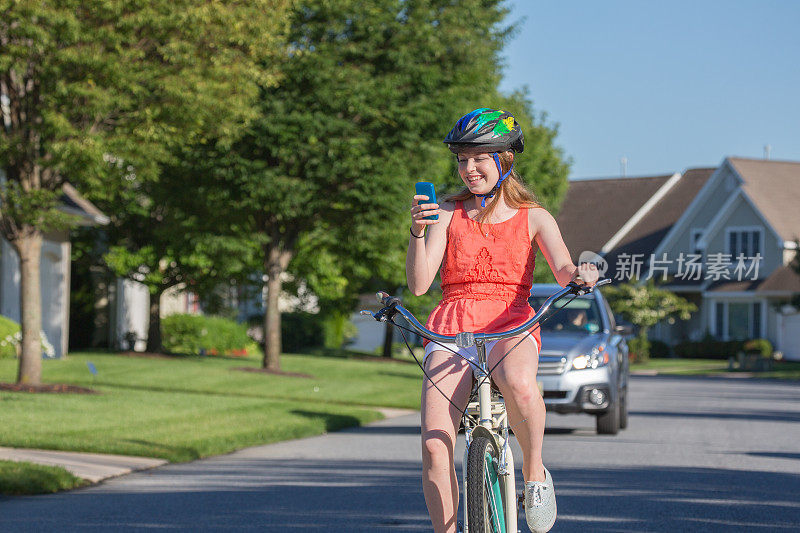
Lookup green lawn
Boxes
[630,358,729,374]
[631,358,800,379]
[0,460,88,495]
[0,351,422,463]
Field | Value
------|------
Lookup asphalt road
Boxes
[1,374,799,532]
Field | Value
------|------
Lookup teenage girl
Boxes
[406,108,598,533]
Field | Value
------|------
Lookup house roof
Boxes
[603,168,716,269]
[706,265,800,294]
[728,157,800,243]
[556,174,673,260]
[758,265,800,293]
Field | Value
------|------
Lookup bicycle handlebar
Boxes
[366,278,611,348]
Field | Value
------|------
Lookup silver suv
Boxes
[529,284,630,435]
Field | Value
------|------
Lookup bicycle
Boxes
[362,278,611,533]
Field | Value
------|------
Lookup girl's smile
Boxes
[458,153,499,194]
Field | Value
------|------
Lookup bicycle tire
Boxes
[466,435,506,533]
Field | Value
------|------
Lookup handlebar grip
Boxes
[375,291,400,308]
[567,277,611,296]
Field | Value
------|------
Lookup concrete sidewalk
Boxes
[0,447,167,483]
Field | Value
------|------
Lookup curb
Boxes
[0,447,167,483]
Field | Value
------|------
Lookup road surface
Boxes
[1,374,799,532]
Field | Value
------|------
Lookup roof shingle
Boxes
[556,174,672,260]
[728,157,800,242]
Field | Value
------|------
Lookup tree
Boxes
[0,0,290,383]
[285,3,570,360]
[604,279,697,361]
[186,0,526,370]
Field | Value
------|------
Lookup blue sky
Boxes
[498,1,800,179]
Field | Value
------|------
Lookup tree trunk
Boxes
[146,290,164,353]
[262,244,292,371]
[382,321,394,358]
[15,232,43,385]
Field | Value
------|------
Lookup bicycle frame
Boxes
[365,279,609,533]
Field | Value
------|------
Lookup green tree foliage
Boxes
[604,279,697,361]
[285,3,569,360]
[0,0,291,377]
[185,0,557,370]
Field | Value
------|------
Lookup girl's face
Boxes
[456,151,501,195]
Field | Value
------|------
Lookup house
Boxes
[556,157,800,360]
[0,182,109,359]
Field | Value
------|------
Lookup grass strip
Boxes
[0,351,422,464]
[0,460,88,495]
[631,358,800,378]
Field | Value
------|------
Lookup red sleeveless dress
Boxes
[424,201,542,349]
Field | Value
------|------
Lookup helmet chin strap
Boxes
[476,153,514,208]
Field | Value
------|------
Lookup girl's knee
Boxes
[498,371,537,404]
[422,430,455,467]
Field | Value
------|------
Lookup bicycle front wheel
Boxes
[466,435,506,533]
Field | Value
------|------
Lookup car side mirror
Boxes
[615,324,633,336]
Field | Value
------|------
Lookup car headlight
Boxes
[572,346,610,370]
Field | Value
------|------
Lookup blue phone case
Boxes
[415,182,438,220]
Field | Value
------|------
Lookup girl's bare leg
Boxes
[489,335,546,483]
[420,350,474,533]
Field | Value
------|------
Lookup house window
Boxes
[727,228,761,259]
[691,229,704,255]
[714,301,764,340]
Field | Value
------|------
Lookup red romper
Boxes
[424,201,542,351]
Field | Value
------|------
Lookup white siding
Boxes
[0,235,70,358]
[663,166,739,263]
[704,197,781,276]
[114,278,149,351]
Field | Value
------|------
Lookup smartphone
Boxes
[415,181,438,221]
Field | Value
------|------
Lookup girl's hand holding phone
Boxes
[411,182,440,235]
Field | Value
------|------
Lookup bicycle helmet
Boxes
[444,108,525,206]
[443,108,524,154]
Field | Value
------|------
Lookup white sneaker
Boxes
[524,467,557,532]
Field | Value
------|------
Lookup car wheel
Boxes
[596,399,619,435]
[618,387,628,430]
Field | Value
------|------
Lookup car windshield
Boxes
[528,295,603,334]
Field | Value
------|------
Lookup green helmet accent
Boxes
[443,108,524,154]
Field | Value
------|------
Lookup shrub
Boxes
[0,315,21,359]
[743,338,773,358]
[0,316,55,359]
[673,339,745,359]
[162,314,257,357]
[649,340,671,358]
[321,311,358,349]
[280,312,324,353]
[627,336,650,363]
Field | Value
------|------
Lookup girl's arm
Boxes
[529,208,599,287]
[406,198,454,296]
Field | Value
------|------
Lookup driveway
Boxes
[1,374,799,531]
